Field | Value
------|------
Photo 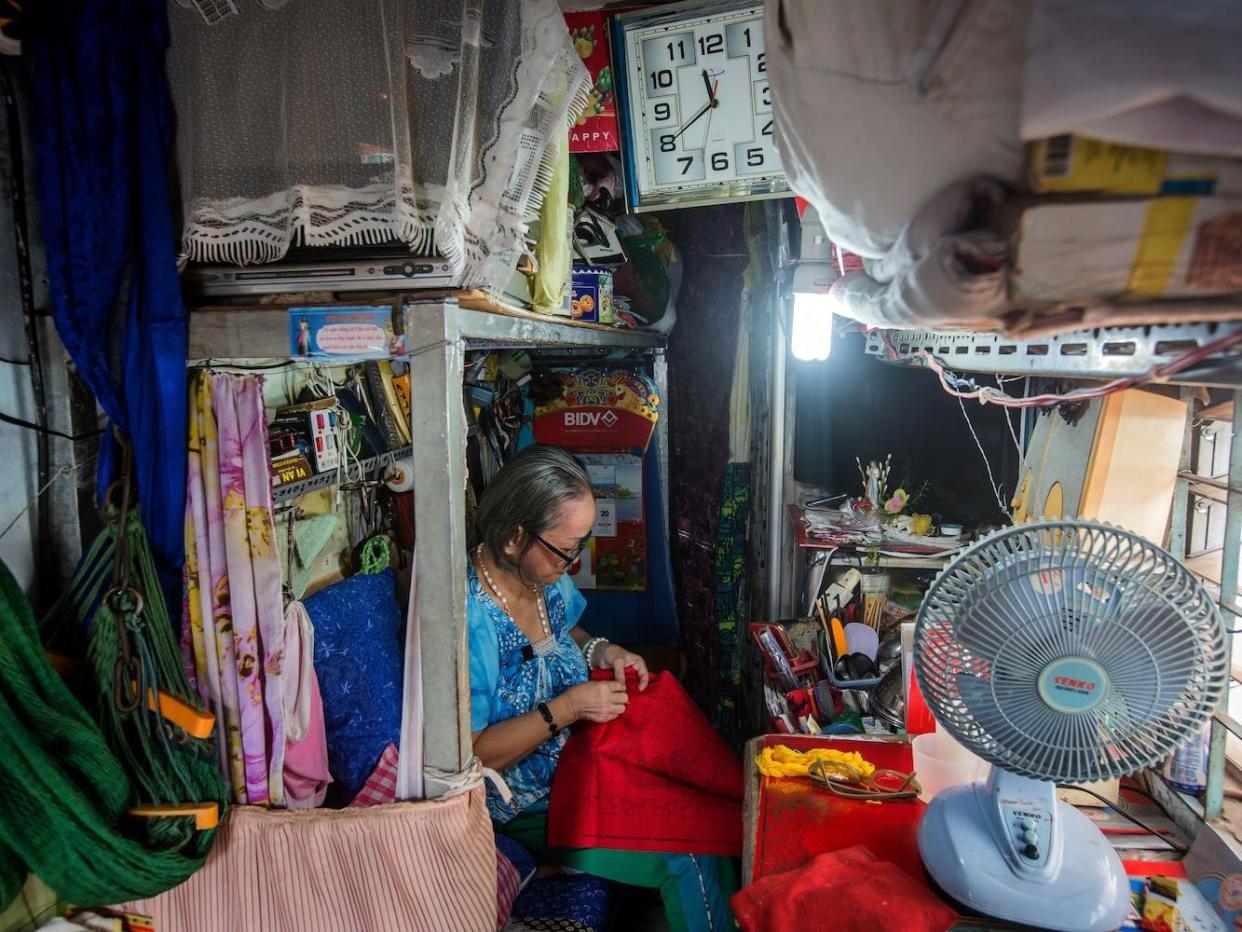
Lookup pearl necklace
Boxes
[476,546,553,652]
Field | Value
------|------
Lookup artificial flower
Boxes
[884,488,909,514]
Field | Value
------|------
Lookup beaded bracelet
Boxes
[582,636,608,669]
[536,701,559,737]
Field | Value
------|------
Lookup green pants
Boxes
[500,808,738,932]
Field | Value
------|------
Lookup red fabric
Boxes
[547,670,742,856]
[753,736,929,884]
[732,846,958,932]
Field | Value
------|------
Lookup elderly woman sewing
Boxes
[468,445,737,932]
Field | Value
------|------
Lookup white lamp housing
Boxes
[790,261,836,362]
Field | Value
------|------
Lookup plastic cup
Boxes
[911,732,988,803]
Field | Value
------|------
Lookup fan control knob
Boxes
[1022,829,1039,845]
[1022,843,1040,860]
[1019,818,1036,831]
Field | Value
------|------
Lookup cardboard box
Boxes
[1013,195,1242,302]
[570,266,614,323]
[1027,134,1242,196]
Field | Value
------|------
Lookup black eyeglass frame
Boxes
[529,529,591,567]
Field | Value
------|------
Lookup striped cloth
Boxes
[348,743,524,930]
[121,787,496,932]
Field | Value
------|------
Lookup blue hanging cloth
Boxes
[25,0,187,604]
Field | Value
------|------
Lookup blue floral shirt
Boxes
[467,565,589,822]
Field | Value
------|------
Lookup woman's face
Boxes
[510,492,596,586]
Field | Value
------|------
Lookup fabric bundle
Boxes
[166,0,591,292]
[303,571,404,803]
[731,845,957,932]
[548,670,743,857]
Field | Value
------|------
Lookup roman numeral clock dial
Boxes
[612,0,789,212]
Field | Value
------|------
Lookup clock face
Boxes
[615,2,787,211]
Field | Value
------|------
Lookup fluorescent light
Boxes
[791,290,833,361]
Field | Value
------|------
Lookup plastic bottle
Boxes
[1162,725,1210,794]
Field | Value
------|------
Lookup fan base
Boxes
[918,777,1130,932]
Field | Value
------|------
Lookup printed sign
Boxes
[572,455,645,591]
[289,306,406,360]
[534,405,655,452]
[566,11,619,153]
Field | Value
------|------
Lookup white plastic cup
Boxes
[932,723,977,764]
[912,732,988,803]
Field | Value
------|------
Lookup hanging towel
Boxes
[282,602,331,808]
[547,670,742,857]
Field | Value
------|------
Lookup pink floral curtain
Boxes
[184,371,286,805]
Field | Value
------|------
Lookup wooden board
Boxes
[1079,390,1188,544]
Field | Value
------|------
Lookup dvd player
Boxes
[183,244,458,297]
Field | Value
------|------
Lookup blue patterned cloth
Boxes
[305,570,404,801]
[509,873,613,932]
[468,566,588,823]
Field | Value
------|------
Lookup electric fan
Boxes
[914,521,1228,932]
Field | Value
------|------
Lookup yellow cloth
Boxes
[756,745,876,782]
[531,132,570,315]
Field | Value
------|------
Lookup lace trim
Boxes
[178,15,591,292]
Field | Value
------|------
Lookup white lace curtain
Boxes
[167,0,590,290]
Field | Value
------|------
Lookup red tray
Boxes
[752,735,931,888]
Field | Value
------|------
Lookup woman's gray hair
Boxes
[475,445,593,575]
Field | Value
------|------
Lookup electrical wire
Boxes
[0,453,99,543]
[957,395,1010,519]
[0,409,104,442]
[996,376,1023,456]
[1056,783,1188,854]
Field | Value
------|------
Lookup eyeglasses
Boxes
[529,530,591,567]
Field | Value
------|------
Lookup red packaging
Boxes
[565,12,619,153]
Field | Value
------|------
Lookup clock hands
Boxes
[670,69,720,143]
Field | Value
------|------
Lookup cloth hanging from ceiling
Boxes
[26,0,188,604]
[184,371,286,806]
[166,0,591,292]
[547,670,743,857]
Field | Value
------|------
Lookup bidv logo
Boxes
[564,410,619,428]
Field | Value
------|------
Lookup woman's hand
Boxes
[563,679,630,723]
[599,643,650,692]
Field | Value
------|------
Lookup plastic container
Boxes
[1163,725,1209,794]
[860,571,890,629]
[912,729,989,803]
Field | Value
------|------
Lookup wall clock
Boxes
[611,0,789,213]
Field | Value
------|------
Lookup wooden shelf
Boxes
[189,295,666,360]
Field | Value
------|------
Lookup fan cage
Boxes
[914,521,1228,784]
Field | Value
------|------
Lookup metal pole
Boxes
[653,348,670,536]
[1205,388,1242,821]
[401,300,471,797]
[1168,386,1197,559]
[765,297,787,621]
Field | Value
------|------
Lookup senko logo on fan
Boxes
[1037,657,1110,714]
